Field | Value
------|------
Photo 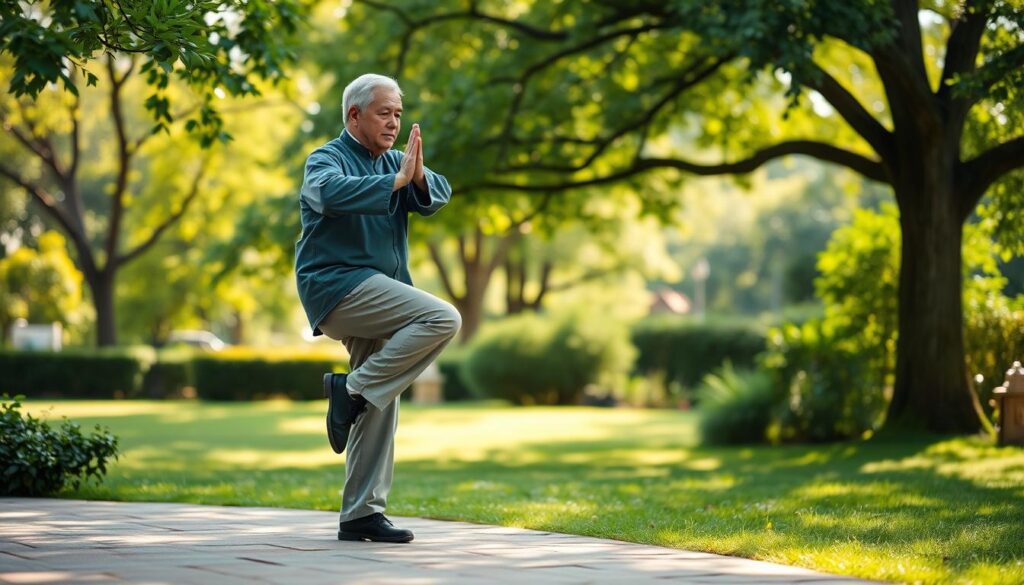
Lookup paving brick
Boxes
[0,497,882,584]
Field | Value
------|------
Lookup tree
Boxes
[0,1,306,345]
[0,230,87,345]
[341,0,1024,433]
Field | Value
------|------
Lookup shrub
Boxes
[0,348,150,398]
[964,297,1024,425]
[696,363,776,445]
[192,348,347,400]
[631,315,766,394]
[762,321,886,442]
[436,346,477,401]
[463,312,636,405]
[0,394,120,496]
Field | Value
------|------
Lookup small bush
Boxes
[696,363,775,445]
[631,316,766,395]
[964,298,1024,424]
[436,347,477,401]
[0,348,150,398]
[463,312,636,405]
[192,348,347,400]
[0,394,120,496]
[762,321,886,442]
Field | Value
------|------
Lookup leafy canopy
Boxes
[0,0,308,145]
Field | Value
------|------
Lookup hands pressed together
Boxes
[395,123,427,192]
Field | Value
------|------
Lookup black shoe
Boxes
[338,513,414,543]
[324,373,367,454]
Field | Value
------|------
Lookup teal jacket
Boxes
[294,130,452,336]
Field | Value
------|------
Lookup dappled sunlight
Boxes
[203,447,338,469]
[859,437,1024,490]
[791,481,946,507]
[277,414,329,435]
[22,400,183,419]
[394,406,695,461]
[20,401,1020,584]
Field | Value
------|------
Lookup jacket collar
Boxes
[340,129,380,160]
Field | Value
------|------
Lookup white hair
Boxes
[342,74,403,122]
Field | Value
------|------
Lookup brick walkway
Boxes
[0,497,880,584]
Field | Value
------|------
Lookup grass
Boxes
[18,399,1024,585]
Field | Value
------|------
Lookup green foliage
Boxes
[435,346,477,402]
[631,315,766,393]
[139,349,196,399]
[696,363,775,445]
[813,203,900,386]
[0,231,88,344]
[0,0,306,144]
[463,312,636,405]
[813,203,1023,422]
[0,348,149,398]
[763,321,886,442]
[964,295,1024,422]
[192,349,347,401]
[0,347,350,401]
[0,394,119,496]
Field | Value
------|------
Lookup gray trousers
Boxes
[318,274,461,522]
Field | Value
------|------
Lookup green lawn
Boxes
[19,399,1024,585]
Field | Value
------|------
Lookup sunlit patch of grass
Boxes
[20,399,1024,585]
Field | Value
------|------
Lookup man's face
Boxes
[349,88,402,157]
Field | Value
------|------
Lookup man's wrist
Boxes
[412,175,428,192]
[393,172,410,191]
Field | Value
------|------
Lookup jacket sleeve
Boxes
[403,163,452,217]
[300,149,399,216]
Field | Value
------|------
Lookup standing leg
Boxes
[337,336,398,523]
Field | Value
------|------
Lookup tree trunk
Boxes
[458,286,485,340]
[888,171,978,432]
[89,270,118,347]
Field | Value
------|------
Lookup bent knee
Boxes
[443,304,462,337]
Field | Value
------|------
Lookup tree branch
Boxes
[491,21,671,162]
[68,93,81,179]
[0,107,67,180]
[498,55,731,173]
[937,1,989,102]
[353,0,568,42]
[804,61,894,161]
[889,0,930,89]
[104,56,133,268]
[485,231,522,282]
[545,263,629,294]
[426,240,460,301]
[117,161,208,266]
[0,162,87,253]
[527,259,553,308]
[961,134,1024,211]
[476,139,890,192]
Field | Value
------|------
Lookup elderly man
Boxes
[294,73,461,543]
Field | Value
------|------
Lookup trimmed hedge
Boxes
[192,354,344,400]
[138,351,194,399]
[0,347,348,401]
[0,348,150,398]
[631,316,766,391]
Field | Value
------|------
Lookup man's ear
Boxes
[347,106,360,125]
